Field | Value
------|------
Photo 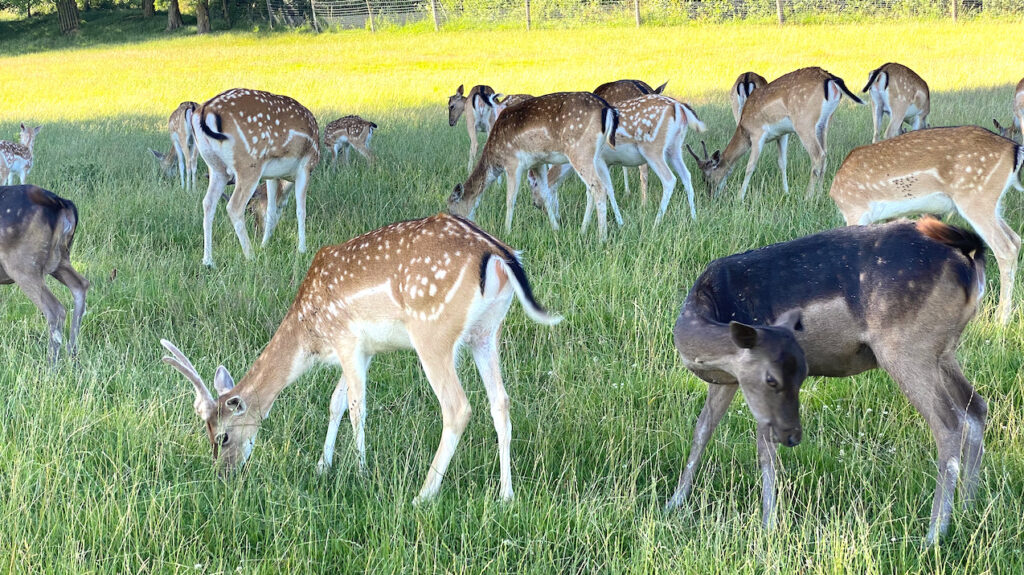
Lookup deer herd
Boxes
[2,62,1023,546]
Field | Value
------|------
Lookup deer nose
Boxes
[785,429,802,447]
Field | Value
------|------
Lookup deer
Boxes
[593,79,668,205]
[149,102,200,189]
[161,213,561,503]
[0,124,42,185]
[829,125,1023,324]
[992,77,1024,143]
[491,93,535,117]
[323,115,377,165]
[730,71,768,123]
[687,67,863,200]
[863,63,930,143]
[447,91,623,242]
[529,94,706,225]
[1,185,89,365]
[665,216,988,546]
[448,84,498,173]
[190,88,320,267]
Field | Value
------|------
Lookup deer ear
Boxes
[449,183,464,203]
[774,309,804,332]
[33,126,42,135]
[711,150,721,163]
[20,123,26,131]
[654,81,668,94]
[225,395,247,416]
[214,365,235,396]
[729,322,760,349]
[993,119,1002,130]
[456,84,464,96]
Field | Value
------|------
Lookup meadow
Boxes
[1,18,1023,573]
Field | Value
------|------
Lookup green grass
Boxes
[1,20,1023,574]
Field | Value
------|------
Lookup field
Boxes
[1,18,1024,573]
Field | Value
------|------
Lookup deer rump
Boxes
[0,186,79,281]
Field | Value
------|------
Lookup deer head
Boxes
[993,118,1015,140]
[686,141,724,196]
[447,84,466,127]
[148,148,178,180]
[19,124,41,150]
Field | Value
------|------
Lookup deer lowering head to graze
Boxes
[323,115,377,165]
[1,186,89,365]
[162,213,560,502]
[730,71,768,123]
[0,124,42,186]
[530,94,707,224]
[150,102,199,189]
[448,84,497,173]
[448,91,623,241]
[190,88,319,267]
[992,77,1024,143]
[593,79,668,205]
[863,63,930,143]
[829,126,1023,323]
[665,217,988,545]
[490,93,534,118]
[688,67,863,200]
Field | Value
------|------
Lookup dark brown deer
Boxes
[665,217,987,546]
[1,185,89,365]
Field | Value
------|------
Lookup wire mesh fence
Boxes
[263,0,1023,30]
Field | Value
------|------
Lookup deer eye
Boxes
[765,373,779,388]
[216,433,230,446]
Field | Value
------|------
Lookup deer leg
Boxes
[171,134,187,189]
[595,159,623,227]
[796,129,826,200]
[776,134,790,195]
[577,163,609,241]
[317,374,349,473]
[412,343,470,504]
[353,141,376,164]
[343,145,352,166]
[505,162,525,233]
[756,422,781,529]
[885,103,910,140]
[622,166,631,197]
[225,175,260,260]
[202,170,230,267]
[10,268,66,365]
[529,166,560,230]
[937,352,988,510]
[912,111,927,131]
[187,144,199,191]
[957,204,1019,323]
[737,134,767,201]
[294,163,312,254]
[467,119,478,174]
[645,152,676,226]
[335,349,370,473]
[871,97,884,143]
[260,179,281,247]
[52,261,89,359]
[639,164,649,207]
[667,144,697,221]
[472,334,514,501]
[665,383,738,511]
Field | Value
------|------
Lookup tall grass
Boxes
[0,21,1022,573]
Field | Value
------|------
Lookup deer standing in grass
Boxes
[0,124,42,185]
[190,88,319,267]
[992,77,1024,143]
[593,79,668,205]
[666,217,988,546]
[162,213,560,502]
[448,84,497,173]
[447,91,622,242]
[688,67,863,200]
[149,102,200,189]
[829,125,1023,323]
[863,63,930,142]
[530,94,706,224]
[324,115,377,165]
[1,186,89,365]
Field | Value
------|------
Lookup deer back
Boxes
[324,115,376,147]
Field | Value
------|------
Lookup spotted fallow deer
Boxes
[190,88,319,267]
[688,67,863,200]
[665,217,988,546]
[154,102,200,189]
[863,63,930,143]
[323,115,377,165]
[829,126,1023,323]
[448,84,497,173]
[593,79,668,204]
[992,77,1024,143]
[447,92,622,242]
[530,94,706,224]
[1,185,89,365]
[730,71,768,123]
[492,93,535,117]
[162,213,560,502]
[0,124,42,185]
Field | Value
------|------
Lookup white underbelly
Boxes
[602,143,644,167]
[863,192,956,223]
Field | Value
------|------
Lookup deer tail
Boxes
[827,75,865,105]
[602,106,619,149]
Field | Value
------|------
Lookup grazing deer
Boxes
[992,77,1024,143]
[246,180,293,236]
[530,94,707,224]
[448,84,497,173]
[324,115,377,165]
[729,71,768,123]
[0,124,42,185]
[150,102,199,189]
[1,186,89,365]
[190,88,319,267]
[593,79,668,205]
[161,213,561,502]
[665,217,988,546]
[863,63,930,143]
[829,126,1023,323]
[688,67,863,200]
[491,93,535,117]
[447,92,622,242]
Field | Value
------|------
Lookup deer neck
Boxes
[464,149,499,201]
[712,127,752,184]
[232,313,313,419]
[673,299,740,379]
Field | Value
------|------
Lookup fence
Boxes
[263,0,1023,30]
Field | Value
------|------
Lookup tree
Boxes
[195,0,211,33]
[56,0,79,33]
[143,0,155,18]
[167,0,184,30]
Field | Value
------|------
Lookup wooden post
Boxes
[634,0,640,26]
[366,0,375,31]
[310,0,320,31]
[525,0,531,30]
[950,0,958,21]
[266,0,274,29]
[776,0,784,24]
[431,0,440,30]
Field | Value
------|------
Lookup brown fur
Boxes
[864,63,930,142]
[323,115,377,165]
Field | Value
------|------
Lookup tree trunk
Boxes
[56,0,80,34]
[143,0,155,18]
[82,0,90,12]
[167,0,184,30]
[221,0,232,27]
[196,0,211,33]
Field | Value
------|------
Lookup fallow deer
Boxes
[863,63,930,142]
[161,213,560,503]
[447,92,622,242]
[1,185,89,365]
[593,79,668,204]
[323,115,377,165]
[492,93,535,117]
[665,217,988,546]
[448,84,497,173]
[992,77,1024,143]
[829,125,1023,323]
[729,71,768,123]
[0,124,42,185]
[190,88,320,267]
[156,101,200,189]
[530,94,706,224]
[688,67,863,199]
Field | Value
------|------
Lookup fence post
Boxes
[366,0,375,30]
[634,0,640,26]
[310,0,320,31]
[525,0,531,30]
[950,0,958,21]
[431,0,440,29]
[776,0,784,23]
[266,0,273,29]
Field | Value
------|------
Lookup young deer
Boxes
[323,115,377,165]
[665,217,988,546]
[829,125,1023,323]
[191,88,320,267]
[729,71,768,123]
[688,67,863,200]
[530,94,706,224]
[447,91,622,242]
[161,213,561,503]
[863,63,930,142]
[1,186,89,365]
[0,124,42,185]
[448,84,497,173]
[992,77,1024,143]
[593,79,668,204]
[150,102,200,189]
